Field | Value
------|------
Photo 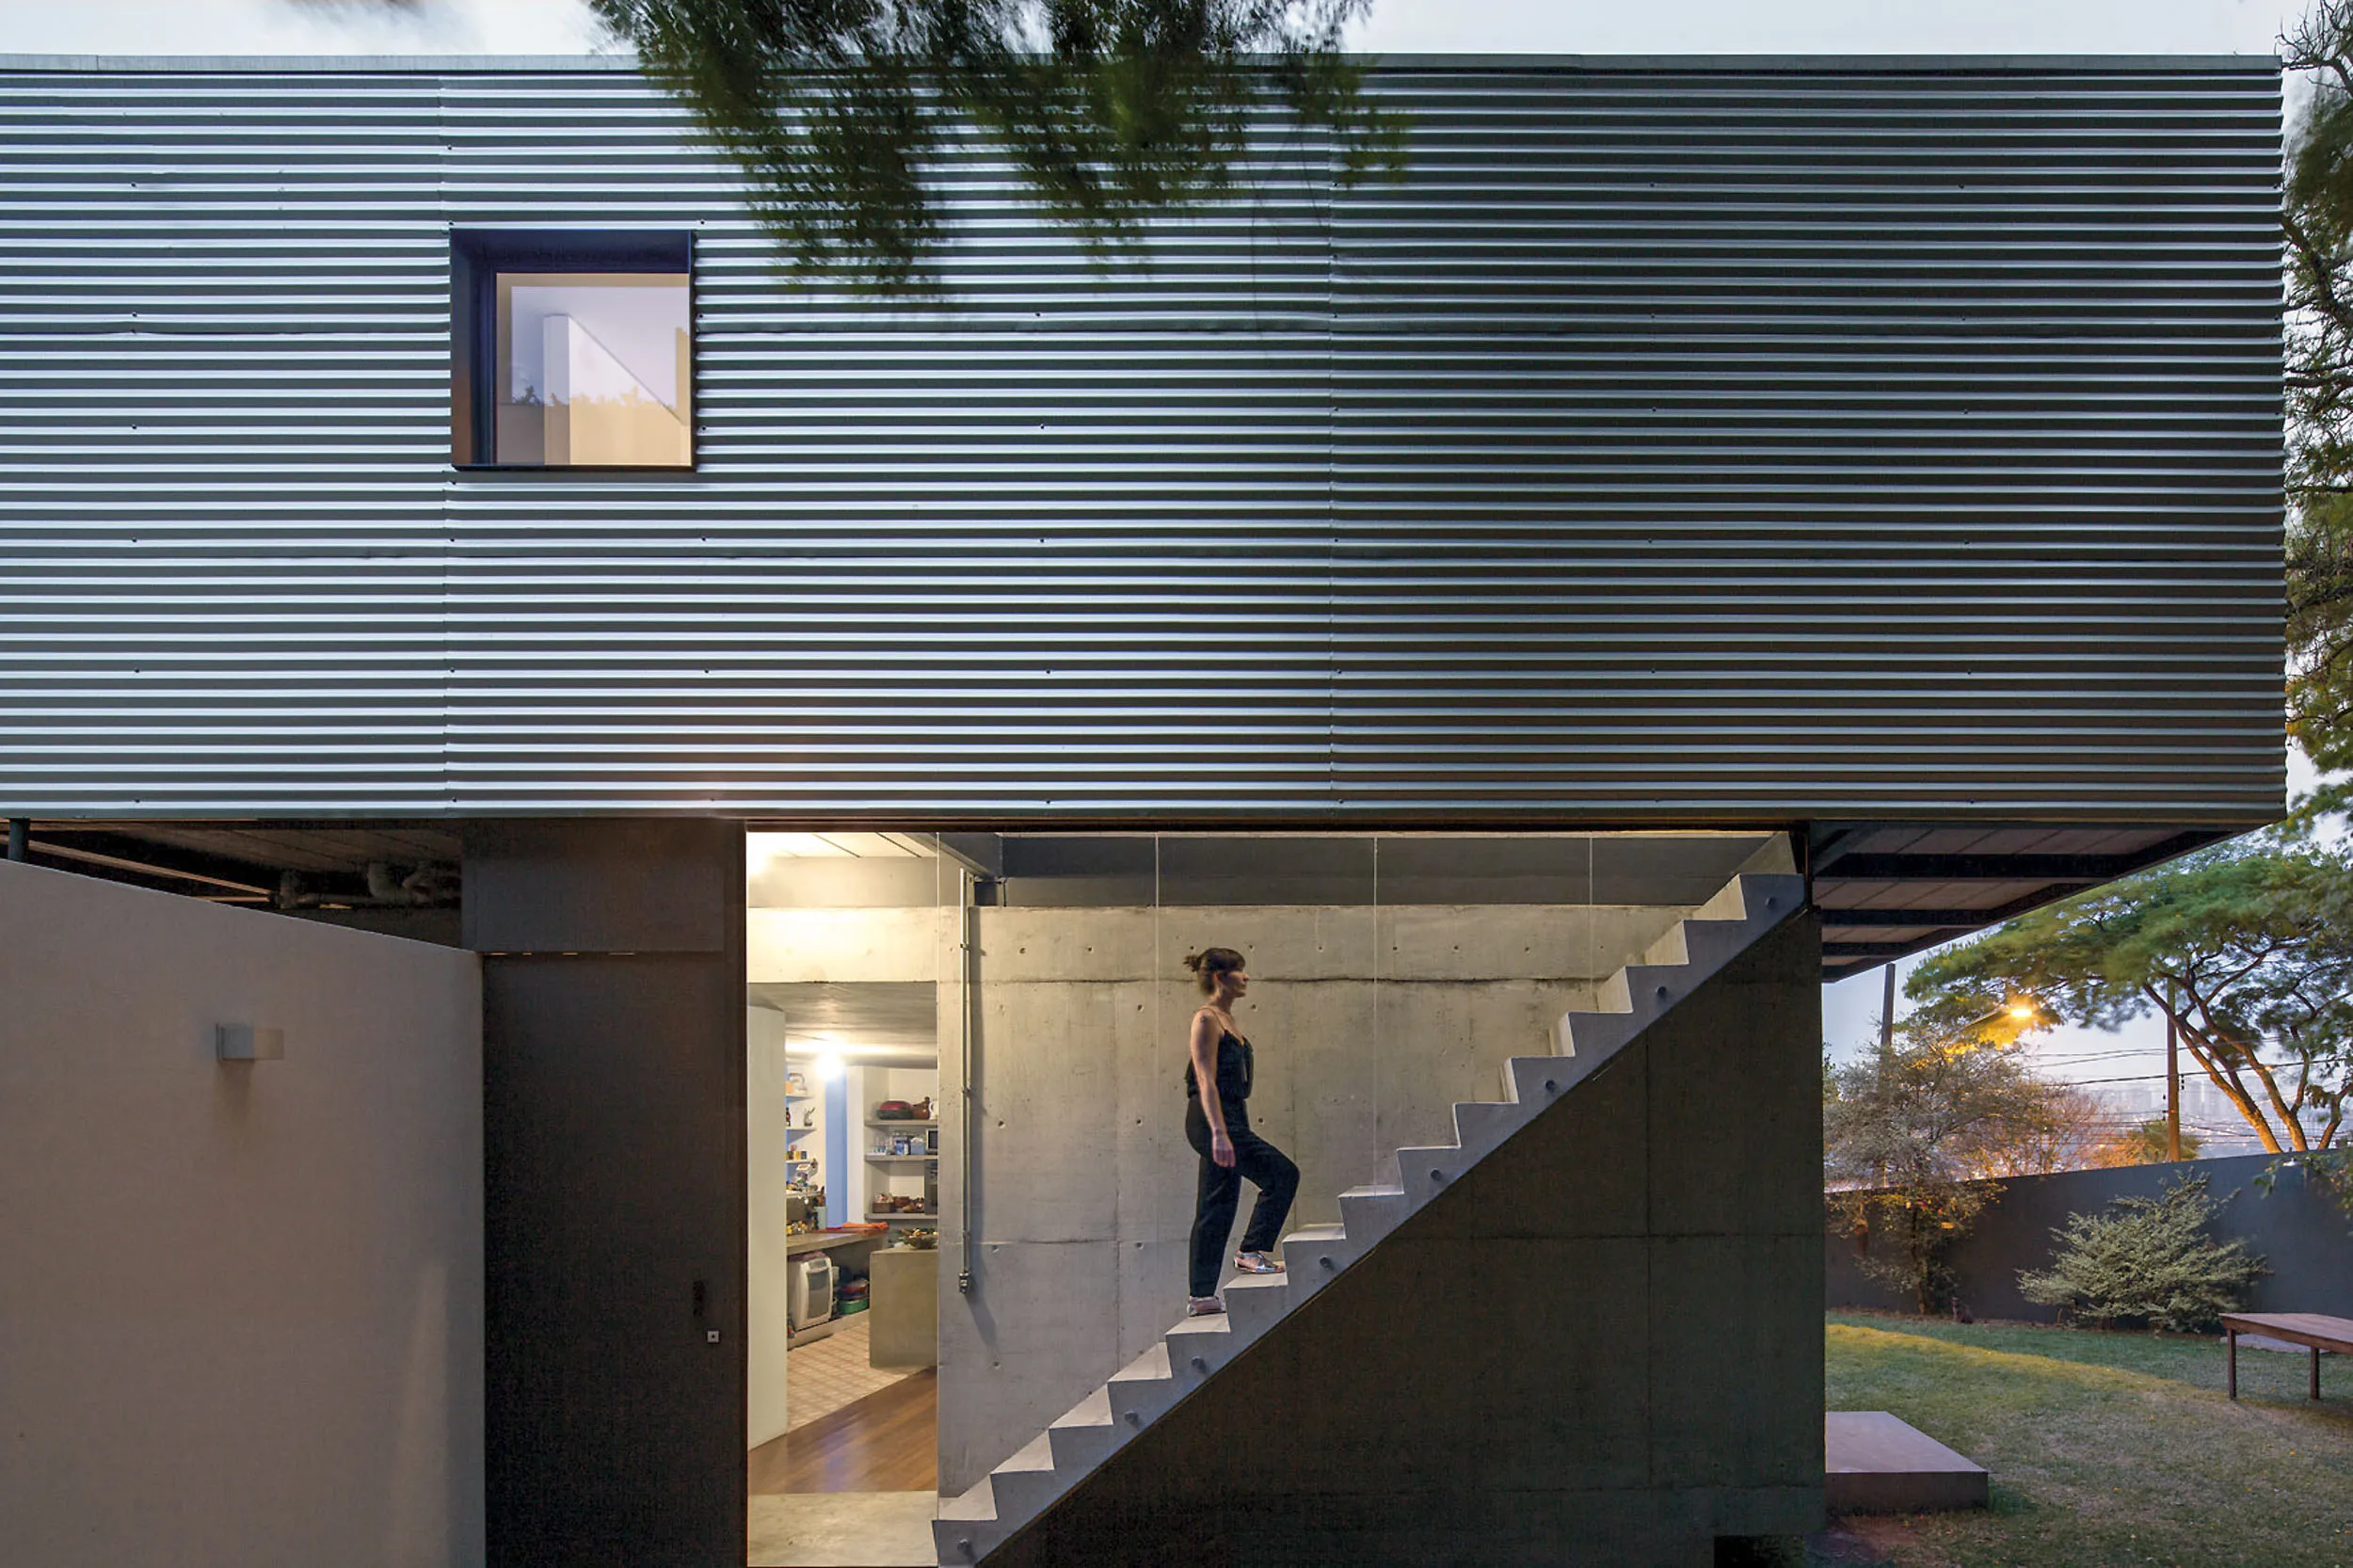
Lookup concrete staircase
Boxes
[933,869,1806,1565]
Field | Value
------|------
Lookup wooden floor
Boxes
[749,1368,937,1495]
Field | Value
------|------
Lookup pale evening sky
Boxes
[0,0,2302,57]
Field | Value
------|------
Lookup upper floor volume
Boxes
[0,55,2285,826]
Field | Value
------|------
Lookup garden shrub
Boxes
[2017,1174,2266,1331]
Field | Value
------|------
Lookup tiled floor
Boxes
[788,1315,920,1432]
[751,1369,936,1495]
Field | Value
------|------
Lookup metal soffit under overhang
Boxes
[6,818,2233,979]
[13,822,464,909]
[1807,820,2222,977]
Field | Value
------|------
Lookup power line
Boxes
[2046,1070,2207,1086]
[2028,1046,2174,1064]
[2041,1068,2338,1091]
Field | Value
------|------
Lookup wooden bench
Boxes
[2220,1312,2352,1401]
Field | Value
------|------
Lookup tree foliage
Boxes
[586,0,1405,291]
[2088,1116,2202,1168]
[1825,1006,2098,1313]
[1826,1020,2090,1189]
[2017,1175,2266,1332]
[1909,841,2353,1154]
[2255,1146,2353,1229]
[2286,6,2353,776]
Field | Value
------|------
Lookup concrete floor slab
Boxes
[1825,1411,1989,1514]
[747,1490,936,1568]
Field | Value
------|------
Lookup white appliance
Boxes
[789,1256,835,1332]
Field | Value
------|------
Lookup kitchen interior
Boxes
[746,831,957,1566]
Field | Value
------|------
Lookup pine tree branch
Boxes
[2285,211,2353,336]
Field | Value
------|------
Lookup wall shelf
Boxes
[868,1210,936,1223]
[864,1153,936,1163]
[865,1119,936,1129]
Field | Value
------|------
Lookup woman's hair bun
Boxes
[1182,946,1246,993]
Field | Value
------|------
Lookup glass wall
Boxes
[936,829,1787,1493]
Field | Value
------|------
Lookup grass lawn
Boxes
[1817,1310,2353,1568]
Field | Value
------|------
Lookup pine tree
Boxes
[593,0,1405,291]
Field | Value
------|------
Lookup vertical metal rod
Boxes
[5,818,25,862]
[957,870,978,1295]
[1880,961,1897,1059]
[2166,981,2182,1161]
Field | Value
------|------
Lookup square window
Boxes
[451,231,694,469]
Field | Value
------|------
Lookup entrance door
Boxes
[466,820,748,1567]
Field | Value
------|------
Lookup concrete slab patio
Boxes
[1825,1412,1989,1514]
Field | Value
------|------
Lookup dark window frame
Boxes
[450,229,696,472]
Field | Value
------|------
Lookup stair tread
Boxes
[1168,1313,1233,1336]
[1226,1272,1288,1292]
[1110,1342,1171,1382]
[1283,1223,1346,1243]
[937,1478,996,1521]
[997,1432,1055,1474]
[1052,1386,1112,1429]
[1341,1183,1403,1198]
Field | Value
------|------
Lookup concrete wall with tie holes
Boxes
[988,911,1828,1568]
[934,833,1799,1497]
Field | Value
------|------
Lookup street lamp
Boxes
[1876,994,2045,1064]
[1933,997,2045,1056]
[1972,998,2042,1027]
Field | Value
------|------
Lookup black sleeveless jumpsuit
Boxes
[1183,1029,1300,1299]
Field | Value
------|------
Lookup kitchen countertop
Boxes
[784,1229,885,1256]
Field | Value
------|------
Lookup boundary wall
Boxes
[0,860,485,1568]
[1828,1151,2353,1321]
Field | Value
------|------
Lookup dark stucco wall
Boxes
[1827,1152,2353,1322]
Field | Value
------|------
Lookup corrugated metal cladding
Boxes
[0,56,2285,821]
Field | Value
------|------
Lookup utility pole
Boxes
[2165,980,2182,1162]
[1880,961,1897,1060]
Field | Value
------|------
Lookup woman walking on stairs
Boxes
[1182,946,1299,1318]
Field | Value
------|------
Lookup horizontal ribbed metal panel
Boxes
[0,57,2284,820]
